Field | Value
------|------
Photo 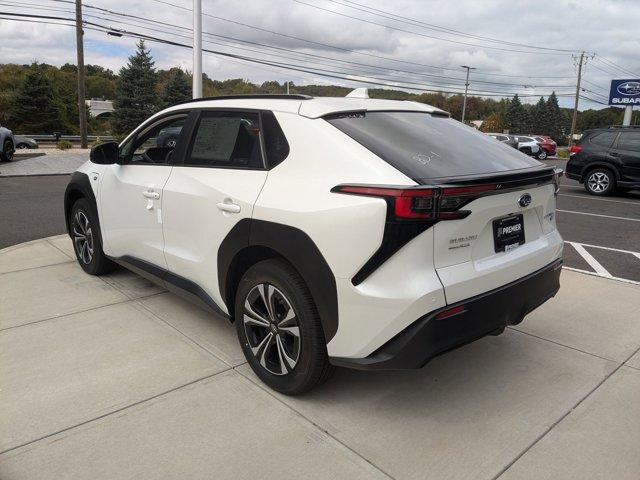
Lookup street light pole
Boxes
[192,0,202,98]
[75,0,88,148]
[460,65,475,124]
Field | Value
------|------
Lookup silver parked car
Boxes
[512,135,541,157]
[14,135,39,149]
[0,125,15,162]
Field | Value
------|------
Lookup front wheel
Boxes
[70,198,117,275]
[584,168,615,196]
[1,140,14,162]
[235,259,333,395]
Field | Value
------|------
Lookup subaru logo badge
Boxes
[518,193,532,208]
[617,82,640,96]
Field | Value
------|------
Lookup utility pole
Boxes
[569,52,586,145]
[192,0,202,98]
[75,0,88,149]
[460,65,475,123]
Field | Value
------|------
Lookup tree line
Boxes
[0,40,635,143]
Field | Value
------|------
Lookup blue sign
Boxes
[609,79,640,106]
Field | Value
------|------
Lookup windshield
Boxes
[326,111,542,181]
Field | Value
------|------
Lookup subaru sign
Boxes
[609,79,640,105]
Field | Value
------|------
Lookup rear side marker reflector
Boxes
[434,305,467,320]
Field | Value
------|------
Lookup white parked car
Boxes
[64,93,563,394]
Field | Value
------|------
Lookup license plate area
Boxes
[493,214,525,253]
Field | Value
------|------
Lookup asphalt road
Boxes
[1,170,639,282]
[0,175,69,249]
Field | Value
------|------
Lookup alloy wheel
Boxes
[72,211,94,264]
[587,172,610,193]
[243,283,301,376]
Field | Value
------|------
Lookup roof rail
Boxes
[173,94,313,106]
[607,125,640,128]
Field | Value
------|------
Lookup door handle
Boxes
[217,200,241,214]
[142,190,160,200]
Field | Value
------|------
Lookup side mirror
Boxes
[90,141,119,164]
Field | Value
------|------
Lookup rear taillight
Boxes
[332,183,497,220]
[552,168,563,196]
[569,145,582,154]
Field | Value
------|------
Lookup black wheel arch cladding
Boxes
[64,172,100,236]
[219,219,339,342]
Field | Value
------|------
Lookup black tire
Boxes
[536,149,548,160]
[235,259,334,395]
[69,198,117,275]
[584,168,615,196]
[1,139,14,162]
[16,143,29,150]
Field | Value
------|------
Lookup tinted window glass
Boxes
[123,115,187,164]
[327,112,540,180]
[589,132,617,148]
[618,132,640,151]
[185,111,263,168]
[262,111,289,168]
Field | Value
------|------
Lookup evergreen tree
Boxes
[160,68,192,108]
[504,94,527,133]
[9,63,63,133]
[112,41,159,134]
[545,92,569,143]
[531,97,549,135]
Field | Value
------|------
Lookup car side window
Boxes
[590,132,617,148]
[121,115,187,164]
[617,132,640,152]
[262,110,289,168]
[184,111,263,168]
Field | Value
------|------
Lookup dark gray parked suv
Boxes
[566,126,640,196]
[0,125,15,162]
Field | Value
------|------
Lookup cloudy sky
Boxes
[2,0,639,109]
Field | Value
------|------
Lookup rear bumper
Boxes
[331,258,562,371]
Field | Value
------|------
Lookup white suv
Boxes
[64,94,563,394]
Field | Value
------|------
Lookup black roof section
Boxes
[174,94,313,106]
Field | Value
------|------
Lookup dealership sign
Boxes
[609,79,640,105]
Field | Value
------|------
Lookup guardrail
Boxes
[17,134,116,148]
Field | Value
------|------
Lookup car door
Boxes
[162,109,270,313]
[99,113,189,268]
[615,131,640,181]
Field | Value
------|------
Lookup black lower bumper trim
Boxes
[331,259,562,371]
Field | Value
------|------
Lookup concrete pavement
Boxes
[1,236,640,479]
[0,150,88,177]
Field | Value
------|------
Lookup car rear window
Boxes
[589,132,617,147]
[326,111,540,180]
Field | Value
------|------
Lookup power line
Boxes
[325,0,579,53]
[594,54,640,77]
[292,0,574,55]
[140,0,576,79]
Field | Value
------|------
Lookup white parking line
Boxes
[556,209,640,222]
[558,193,640,206]
[568,242,640,256]
[562,266,640,286]
[567,242,612,278]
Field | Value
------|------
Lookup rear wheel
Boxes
[70,198,117,275]
[536,149,548,160]
[584,168,615,196]
[235,259,333,395]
